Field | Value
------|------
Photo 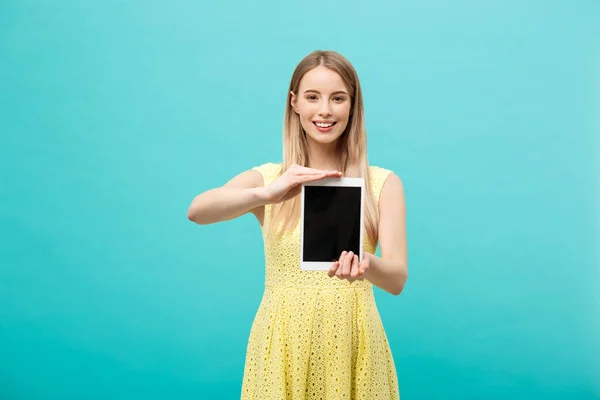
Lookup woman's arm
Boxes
[187,169,267,225]
[365,173,408,295]
[188,164,342,226]
[327,172,408,295]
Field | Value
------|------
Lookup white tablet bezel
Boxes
[299,177,365,271]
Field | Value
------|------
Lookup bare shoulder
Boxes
[373,166,404,207]
[381,172,404,196]
[368,166,403,197]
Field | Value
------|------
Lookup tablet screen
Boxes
[302,186,362,262]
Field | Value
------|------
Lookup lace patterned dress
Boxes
[241,162,400,400]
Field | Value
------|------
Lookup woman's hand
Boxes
[328,251,371,283]
[261,163,342,204]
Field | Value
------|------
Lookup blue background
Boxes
[1,1,599,398]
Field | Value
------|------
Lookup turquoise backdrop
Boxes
[1,1,598,399]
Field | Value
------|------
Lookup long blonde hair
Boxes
[269,50,379,245]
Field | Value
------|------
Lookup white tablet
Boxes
[300,177,365,271]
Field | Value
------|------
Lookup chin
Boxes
[307,133,341,145]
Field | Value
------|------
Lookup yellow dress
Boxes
[241,162,400,400]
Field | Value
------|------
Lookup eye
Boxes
[333,96,346,102]
[306,95,318,101]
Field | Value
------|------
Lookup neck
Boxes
[305,137,342,171]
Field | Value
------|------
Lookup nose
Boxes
[318,99,332,117]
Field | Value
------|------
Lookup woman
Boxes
[188,50,408,399]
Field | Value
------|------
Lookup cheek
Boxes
[298,109,315,131]
[301,110,313,121]
[336,104,352,122]
[299,103,317,119]
[300,111,314,129]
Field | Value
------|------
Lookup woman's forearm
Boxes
[187,187,268,225]
[364,252,408,295]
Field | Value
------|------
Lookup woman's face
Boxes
[291,66,352,146]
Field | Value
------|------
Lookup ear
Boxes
[290,91,299,114]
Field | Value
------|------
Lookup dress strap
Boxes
[369,166,394,204]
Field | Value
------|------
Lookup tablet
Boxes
[300,177,365,271]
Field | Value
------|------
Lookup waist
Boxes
[265,284,372,290]
[264,277,372,290]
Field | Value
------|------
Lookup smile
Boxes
[313,122,336,128]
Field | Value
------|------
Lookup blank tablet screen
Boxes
[302,186,361,262]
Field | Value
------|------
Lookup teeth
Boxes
[315,122,334,127]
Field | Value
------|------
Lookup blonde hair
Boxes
[269,50,380,245]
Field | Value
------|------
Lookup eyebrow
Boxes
[303,89,348,96]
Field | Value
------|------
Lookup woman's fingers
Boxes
[298,172,341,184]
[350,255,360,278]
[292,170,341,187]
[342,251,354,276]
[335,251,347,277]
[295,165,342,176]
[297,173,326,183]
[328,251,365,282]
[266,165,341,205]
[286,165,342,188]
[294,170,342,181]
[328,260,339,277]
[336,251,353,278]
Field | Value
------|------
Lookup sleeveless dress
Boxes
[241,162,400,400]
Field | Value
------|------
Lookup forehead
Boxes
[298,66,348,93]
